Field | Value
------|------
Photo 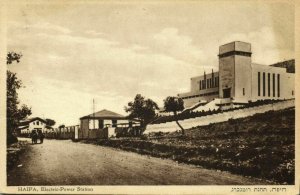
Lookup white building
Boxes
[178,41,295,109]
[18,117,49,135]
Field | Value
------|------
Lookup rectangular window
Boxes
[210,78,212,88]
[212,77,214,87]
[263,72,265,96]
[267,73,270,97]
[215,77,218,87]
[99,120,104,129]
[292,90,294,96]
[217,77,219,87]
[89,119,99,129]
[199,80,202,90]
[277,74,280,97]
[203,80,205,89]
[37,121,39,125]
[258,72,260,96]
[243,88,245,96]
[207,79,209,89]
[273,73,275,97]
[112,120,117,128]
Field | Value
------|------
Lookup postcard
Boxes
[0,0,299,194]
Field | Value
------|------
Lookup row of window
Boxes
[89,119,117,129]
[258,72,280,97]
[199,76,219,90]
[88,119,133,129]
[32,121,41,125]
[181,91,219,100]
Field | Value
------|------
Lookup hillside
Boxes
[270,59,295,73]
[97,108,295,184]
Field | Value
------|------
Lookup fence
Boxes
[44,125,79,140]
[145,99,295,133]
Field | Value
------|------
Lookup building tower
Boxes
[218,41,252,103]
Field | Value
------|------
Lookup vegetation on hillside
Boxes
[97,108,295,184]
[152,99,285,124]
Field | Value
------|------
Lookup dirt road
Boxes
[7,138,264,185]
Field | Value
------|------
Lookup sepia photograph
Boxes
[1,0,298,194]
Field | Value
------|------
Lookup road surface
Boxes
[8,138,265,185]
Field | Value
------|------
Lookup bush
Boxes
[140,134,148,140]
[7,133,18,145]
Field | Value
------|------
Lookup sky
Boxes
[7,1,294,126]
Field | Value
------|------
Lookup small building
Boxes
[18,117,48,136]
[79,109,140,139]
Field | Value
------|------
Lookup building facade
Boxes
[79,109,140,139]
[178,41,295,108]
[178,71,219,108]
[18,117,48,136]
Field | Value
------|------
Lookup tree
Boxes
[163,96,185,135]
[45,118,56,127]
[125,94,159,131]
[7,52,32,145]
[7,52,22,64]
[58,124,65,129]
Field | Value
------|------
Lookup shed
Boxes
[79,109,139,139]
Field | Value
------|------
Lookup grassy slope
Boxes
[98,108,295,184]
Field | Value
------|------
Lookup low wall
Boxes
[145,100,295,133]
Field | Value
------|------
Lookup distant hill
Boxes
[270,59,295,73]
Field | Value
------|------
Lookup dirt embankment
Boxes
[7,140,30,171]
[96,108,295,184]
